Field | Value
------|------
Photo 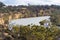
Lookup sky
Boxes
[0,0,60,6]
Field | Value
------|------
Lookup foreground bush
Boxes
[3,25,60,40]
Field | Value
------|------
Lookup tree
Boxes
[0,2,5,7]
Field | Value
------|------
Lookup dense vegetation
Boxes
[0,2,60,25]
[0,2,60,40]
[0,25,60,40]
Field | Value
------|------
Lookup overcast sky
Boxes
[0,0,60,6]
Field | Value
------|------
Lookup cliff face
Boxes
[0,13,22,25]
[0,18,4,25]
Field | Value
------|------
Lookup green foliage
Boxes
[50,14,60,25]
[13,26,20,33]
[6,25,60,40]
[0,2,5,7]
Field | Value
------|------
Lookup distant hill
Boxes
[0,2,60,25]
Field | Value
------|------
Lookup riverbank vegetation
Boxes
[0,25,60,40]
[0,2,60,40]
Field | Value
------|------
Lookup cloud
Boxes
[0,0,60,5]
[44,0,60,5]
[1,0,18,5]
[16,0,60,5]
[16,0,51,5]
[0,0,5,1]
